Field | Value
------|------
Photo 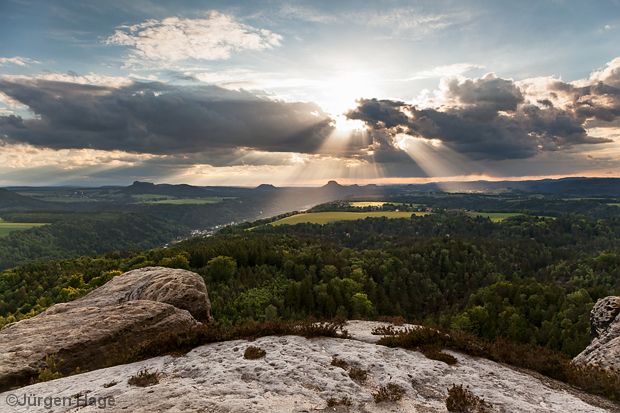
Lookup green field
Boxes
[466,212,522,222]
[349,201,417,208]
[140,198,227,205]
[0,219,49,237]
[268,211,430,226]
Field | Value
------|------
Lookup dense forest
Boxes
[2,212,619,360]
[0,212,188,271]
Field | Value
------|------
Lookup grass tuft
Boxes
[446,384,492,412]
[327,396,352,407]
[127,369,159,387]
[331,358,349,369]
[348,367,368,382]
[244,346,266,360]
[372,383,406,403]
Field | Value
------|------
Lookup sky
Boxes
[0,0,619,187]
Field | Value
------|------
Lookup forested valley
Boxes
[2,212,619,360]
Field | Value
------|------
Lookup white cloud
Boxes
[191,69,257,84]
[105,11,283,66]
[2,72,133,88]
[407,63,485,80]
[587,57,620,87]
[348,8,469,34]
[0,57,41,67]
[277,5,338,23]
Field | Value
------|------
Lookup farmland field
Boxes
[348,201,418,208]
[268,211,430,226]
[466,212,522,222]
[0,219,49,237]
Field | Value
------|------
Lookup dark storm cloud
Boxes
[347,73,615,161]
[0,79,334,155]
[548,80,620,123]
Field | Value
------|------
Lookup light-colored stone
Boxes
[45,266,212,322]
[0,301,198,391]
[574,296,620,369]
[0,267,212,391]
[1,321,614,413]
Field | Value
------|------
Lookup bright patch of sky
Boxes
[1,0,619,185]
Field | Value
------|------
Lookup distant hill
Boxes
[0,188,65,211]
[401,177,620,196]
[119,181,212,198]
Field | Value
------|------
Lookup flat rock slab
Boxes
[1,322,613,413]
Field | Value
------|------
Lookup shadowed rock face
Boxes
[0,267,212,391]
[574,296,620,369]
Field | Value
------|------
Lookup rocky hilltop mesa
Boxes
[0,269,618,412]
[0,267,212,391]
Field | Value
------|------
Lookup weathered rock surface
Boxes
[0,267,212,391]
[1,321,615,413]
[574,296,620,369]
[45,266,212,322]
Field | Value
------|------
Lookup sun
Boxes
[317,71,379,128]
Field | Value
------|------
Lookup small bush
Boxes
[331,358,349,369]
[421,345,458,365]
[371,325,398,336]
[372,383,406,403]
[102,381,117,388]
[128,369,159,387]
[327,396,352,407]
[378,316,406,326]
[348,367,368,382]
[35,354,64,383]
[446,384,492,412]
[244,346,266,360]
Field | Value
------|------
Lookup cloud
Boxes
[0,78,334,158]
[105,12,283,66]
[348,7,470,35]
[0,57,41,67]
[277,5,338,23]
[346,69,616,161]
[407,63,485,80]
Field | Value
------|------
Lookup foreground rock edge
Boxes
[1,321,616,413]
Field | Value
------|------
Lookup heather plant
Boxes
[372,383,406,403]
[128,369,159,387]
[244,346,266,360]
[446,384,492,413]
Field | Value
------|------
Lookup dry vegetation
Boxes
[127,369,159,387]
[106,318,349,367]
[376,326,620,401]
[372,383,406,403]
[244,346,266,360]
[446,384,492,413]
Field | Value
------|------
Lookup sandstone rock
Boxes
[574,296,620,369]
[0,321,613,413]
[0,267,212,391]
[45,266,212,322]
